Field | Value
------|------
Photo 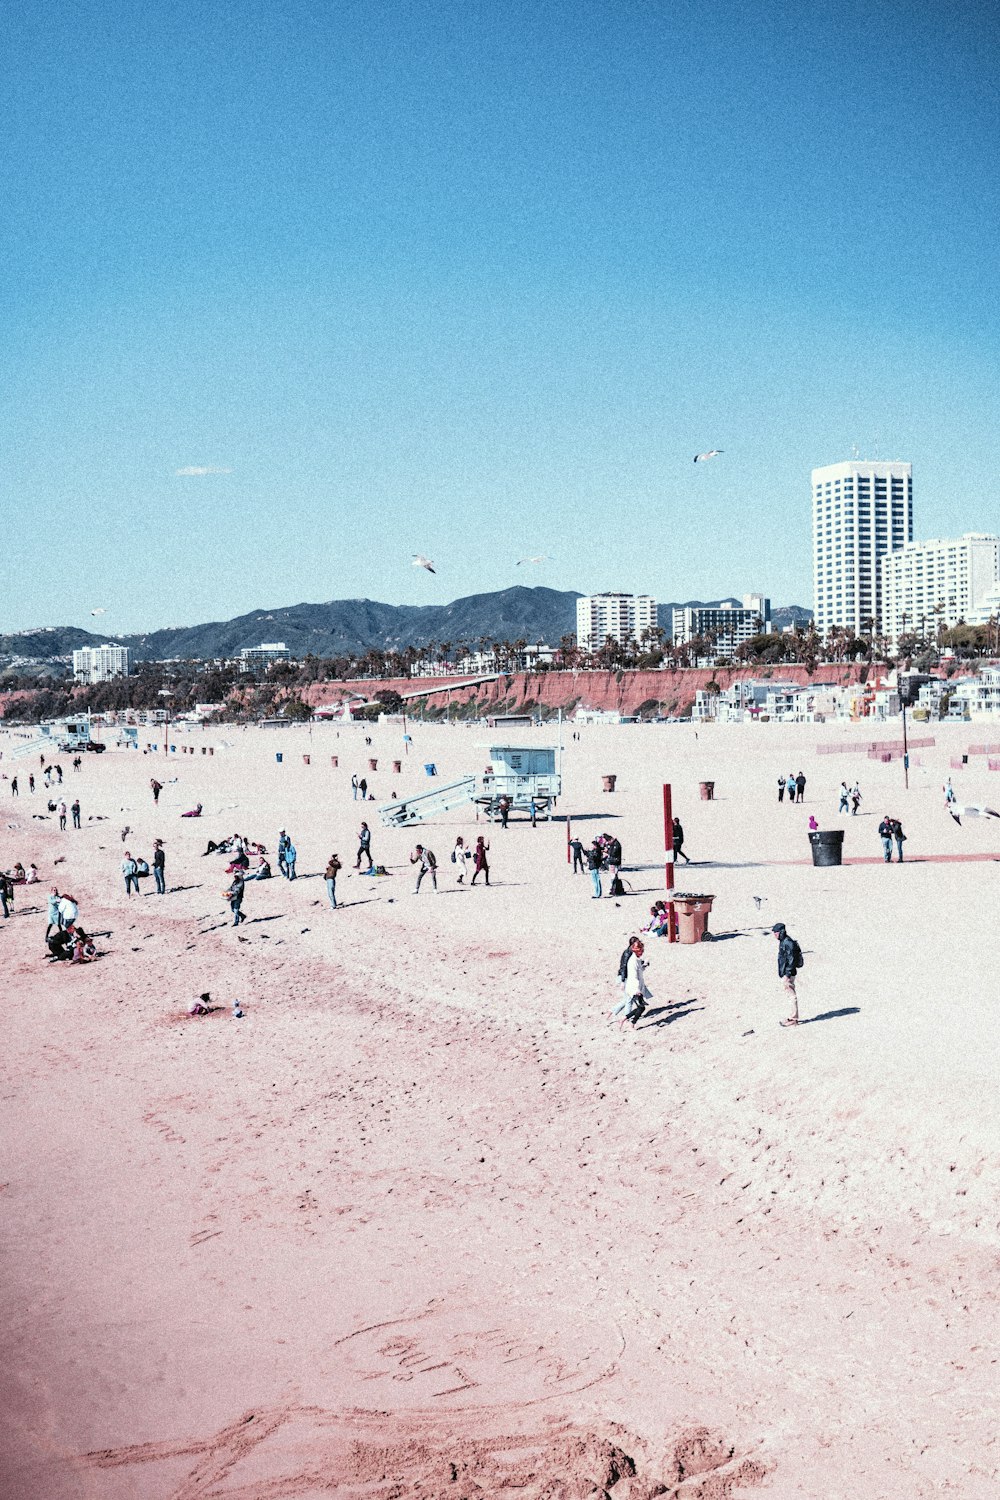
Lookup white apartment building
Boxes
[72,643,131,683]
[238,641,292,673]
[812,461,913,637]
[576,593,657,653]
[671,594,771,655]
[879,534,1000,644]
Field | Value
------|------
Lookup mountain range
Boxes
[0,589,812,667]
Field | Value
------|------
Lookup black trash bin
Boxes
[809,829,844,867]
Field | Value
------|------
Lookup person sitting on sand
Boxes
[246,857,272,880]
[181,803,203,818]
[10,862,26,884]
[47,926,75,961]
[71,927,97,963]
[25,863,40,883]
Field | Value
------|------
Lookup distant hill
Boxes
[0,588,814,666]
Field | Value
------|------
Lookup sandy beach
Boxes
[2,716,999,1498]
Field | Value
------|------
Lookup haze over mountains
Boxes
[1,588,812,666]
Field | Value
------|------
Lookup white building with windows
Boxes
[812,460,913,637]
[671,595,771,656]
[576,593,657,653]
[238,642,292,673]
[72,643,131,683]
[879,534,1000,645]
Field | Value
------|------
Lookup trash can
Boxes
[602,774,617,792]
[331,755,339,767]
[368,757,378,771]
[809,829,844,866]
[392,759,402,773]
[673,894,715,943]
[424,763,437,776]
[699,781,715,801]
[303,754,311,765]
[276,753,283,763]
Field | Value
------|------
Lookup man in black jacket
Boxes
[772,922,802,1027]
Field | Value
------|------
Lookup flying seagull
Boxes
[90,608,107,616]
[948,803,1000,827]
[516,555,551,566]
[693,450,724,463]
[412,554,436,574]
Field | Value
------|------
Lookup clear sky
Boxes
[3,0,999,634]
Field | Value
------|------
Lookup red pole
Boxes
[663,782,676,942]
[566,817,571,863]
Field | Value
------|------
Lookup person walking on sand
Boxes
[411,843,438,893]
[795,771,806,803]
[151,778,162,804]
[284,839,297,880]
[943,777,956,808]
[121,851,140,896]
[850,782,862,815]
[356,821,373,870]
[153,839,166,894]
[57,798,67,831]
[777,775,785,804]
[227,870,246,926]
[611,937,652,1028]
[71,797,81,828]
[358,776,368,801]
[277,830,290,877]
[878,814,894,862]
[890,817,906,863]
[586,839,603,899]
[672,816,690,864]
[452,836,471,883]
[786,772,797,805]
[498,794,511,828]
[44,887,61,938]
[772,921,804,1027]
[0,870,14,920]
[569,835,585,874]
[605,834,623,893]
[10,776,17,797]
[324,853,342,909]
[470,835,490,886]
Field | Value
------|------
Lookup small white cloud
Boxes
[175,465,233,476]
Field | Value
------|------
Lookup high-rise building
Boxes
[880,534,1000,644]
[72,644,131,683]
[576,593,657,653]
[671,594,771,656]
[812,461,913,636]
[238,642,292,673]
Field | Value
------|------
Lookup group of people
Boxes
[450,835,490,884]
[45,886,96,963]
[569,832,623,898]
[877,815,907,862]
[777,771,807,803]
[121,841,167,895]
[838,781,863,815]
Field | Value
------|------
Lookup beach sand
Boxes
[1,716,998,1498]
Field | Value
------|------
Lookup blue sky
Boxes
[2,0,998,634]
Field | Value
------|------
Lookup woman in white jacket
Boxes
[611,938,652,1028]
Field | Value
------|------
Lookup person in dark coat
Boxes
[772,922,802,1027]
[672,817,690,863]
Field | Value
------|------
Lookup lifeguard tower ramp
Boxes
[378,775,477,829]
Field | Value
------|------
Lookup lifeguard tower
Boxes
[378,741,562,828]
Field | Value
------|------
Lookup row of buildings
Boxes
[693,669,1000,724]
[71,641,292,683]
[811,460,1000,645]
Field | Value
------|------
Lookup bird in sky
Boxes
[516,555,551,566]
[89,608,107,616]
[412,554,436,573]
[948,804,1000,826]
[693,450,724,463]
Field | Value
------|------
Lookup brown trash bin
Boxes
[392,759,402,772]
[602,774,617,792]
[303,754,311,765]
[673,894,715,944]
[331,755,338,767]
[699,781,715,800]
[368,758,378,771]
